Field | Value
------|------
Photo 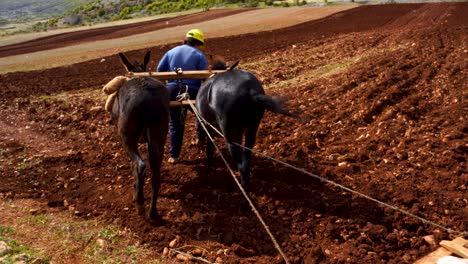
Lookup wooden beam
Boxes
[440,237,468,258]
[169,100,196,108]
[414,247,453,264]
[127,70,226,81]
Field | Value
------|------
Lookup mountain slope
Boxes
[0,0,88,24]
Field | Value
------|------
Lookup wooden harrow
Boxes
[126,69,226,81]
[415,237,468,264]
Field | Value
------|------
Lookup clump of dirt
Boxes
[0,3,466,264]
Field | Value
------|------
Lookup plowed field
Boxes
[0,3,466,264]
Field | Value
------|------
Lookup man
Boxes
[157,29,208,164]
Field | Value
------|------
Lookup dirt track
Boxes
[0,3,467,264]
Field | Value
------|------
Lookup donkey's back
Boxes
[198,69,266,128]
[115,77,169,131]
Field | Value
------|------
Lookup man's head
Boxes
[184,29,205,50]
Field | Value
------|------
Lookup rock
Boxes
[423,235,435,246]
[12,253,29,264]
[90,106,103,112]
[0,241,12,256]
[74,210,83,216]
[176,253,190,261]
[191,248,203,256]
[96,238,107,248]
[169,238,178,248]
[232,244,255,257]
[31,258,45,264]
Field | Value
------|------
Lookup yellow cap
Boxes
[186,29,205,47]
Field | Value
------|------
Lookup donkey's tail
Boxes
[253,94,295,117]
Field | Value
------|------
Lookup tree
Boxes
[98,9,106,17]
[120,6,131,19]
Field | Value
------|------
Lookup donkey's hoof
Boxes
[148,213,164,226]
[136,204,145,215]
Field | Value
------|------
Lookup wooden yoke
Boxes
[169,100,196,108]
[127,70,226,81]
[127,69,226,108]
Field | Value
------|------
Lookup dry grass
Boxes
[0,199,164,263]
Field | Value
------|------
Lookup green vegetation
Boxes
[1,0,323,36]
[0,199,165,263]
[0,225,49,263]
[98,226,120,244]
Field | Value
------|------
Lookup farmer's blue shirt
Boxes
[157,44,208,87]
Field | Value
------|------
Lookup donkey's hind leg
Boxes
[243,124,259,181]
[122,133,146,216]
[205,138,215,174]
[224,124,251,211]
[146,127,165,221]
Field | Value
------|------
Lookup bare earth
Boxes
[0,3,467,264]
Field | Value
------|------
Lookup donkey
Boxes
[111,51,170,221]
[196,59,293,211]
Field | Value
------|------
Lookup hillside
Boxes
[0,0,264,35]
[0,0,88,24]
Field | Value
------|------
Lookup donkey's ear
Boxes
[227,60,240,70]
[143,50,151,71]
[118,52,134,72]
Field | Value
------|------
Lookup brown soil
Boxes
[0,3,467,264]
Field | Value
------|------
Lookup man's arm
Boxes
[157,53,169,72]
[197,53,209,71]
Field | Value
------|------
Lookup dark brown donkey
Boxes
[111,51,169,221]
[196,59,293,211]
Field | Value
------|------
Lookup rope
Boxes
[236,144,468,237]
[183,94,467,237]
[182,93,291,264]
